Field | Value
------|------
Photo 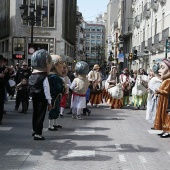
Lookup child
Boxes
[16,78,29,114]
[83,83,93,116]
[29,49,52,140]
[60,63,71,118]
[70,61,89,120]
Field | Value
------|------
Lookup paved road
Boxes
[0,99,170,170]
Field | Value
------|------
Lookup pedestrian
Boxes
[60,63,71,118]
[48,55,65,131]
[83,83,93,116]
[70,61,89,120]
[15,62,32,110]
[16,78,30,114]
[0,55,11,124]
[154,58,170,138]
[29,49,52,140]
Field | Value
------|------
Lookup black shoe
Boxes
[19,111,24,113]
[34,136,45,140]
[160,132,170,138]
[48,127,59,131]
[60,114,64,118]
[157,132,165,136]
[88,110,91,116]
[32,132,35,136]
[150,127,155,130]
[53,125,62,128]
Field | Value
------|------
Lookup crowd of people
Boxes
[0,49,170,140]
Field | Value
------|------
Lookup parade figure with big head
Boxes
[47,55,65,131]
[29,49,52,140]
[70,61,89,120]
[154,58,170,138]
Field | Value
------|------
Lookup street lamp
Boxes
[19,3,45,47]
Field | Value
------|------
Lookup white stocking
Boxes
[54,119,58,126]
[49,119,54,128]
[72,107,77,115]
[77,108,82,116]
[60,107,64,115]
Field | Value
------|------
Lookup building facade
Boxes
[85,22,105,67]
[0,0,77,66]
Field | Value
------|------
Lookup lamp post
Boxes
[19,3,45,48]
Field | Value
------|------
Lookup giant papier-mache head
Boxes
[31,49,52,71]
[75,61,89,75]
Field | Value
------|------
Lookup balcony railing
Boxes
[162,27,169,41]
[148,37,153,46]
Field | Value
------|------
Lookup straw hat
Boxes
[93,64,100,70]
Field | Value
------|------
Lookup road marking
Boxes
[74,128,95,133]
[0,127,13,130]
[115,144,122,150]
[67,150,95,158]
[119,154,126,162]
[147,130,163,134]
[6,149,32,156]
[138,155,147,163]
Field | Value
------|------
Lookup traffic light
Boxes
[129,53,132,60]
[133,50,137,60]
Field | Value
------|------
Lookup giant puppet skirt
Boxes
[131,93,147,108]
[90,92,103,105]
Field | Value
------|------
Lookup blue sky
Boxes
[77,0,109,21]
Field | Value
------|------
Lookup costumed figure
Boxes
[29,49,52,140]
[119,68,131,106]
[88,64,102,106]
[48,55,65,131]
[145,64,162,124]
[131,68,148,109]
[70,61,89,120]
[60,63,71,118]
[154,58,170,138]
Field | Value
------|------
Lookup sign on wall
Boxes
[12,37,25,60]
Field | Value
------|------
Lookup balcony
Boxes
[158,0,166,5]
[154,33,162,44]
[151,0,159,12]
[143,3,151,19]
[114,21,118,30]
[141,41,145,50]
[162,27,169,41]
[148,37,153,47]
[134,15,140,28]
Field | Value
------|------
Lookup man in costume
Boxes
[29,49,52,140]
[48,55,65,130]
[154,58,170,138]
[70,61,89,120]
[88,64,102,106]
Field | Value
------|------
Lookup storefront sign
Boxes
[27,29,51,35]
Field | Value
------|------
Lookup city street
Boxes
[1,99,170,170]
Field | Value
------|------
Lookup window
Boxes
[86,47,90,51]
[91,40,95,44]
[97,35,101,39]
[91,28,95,31]
[96,40,101,44]
[97,29,101,32]
[86,34,90,38]
[162,13,165,31]
[155,18,157,34]
[91,34,95,39]
[22,0,55,28]
[5,40,9,52]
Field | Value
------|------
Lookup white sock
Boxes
[35,134,42,138]
[60,107,64,115]
[49,119,54,128]
[54,119,58,126]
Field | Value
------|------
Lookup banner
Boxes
[118,53,124,62]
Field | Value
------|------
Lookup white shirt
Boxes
[43,77,52,104]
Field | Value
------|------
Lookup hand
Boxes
[0,73,5,78]
[48,104,52,111]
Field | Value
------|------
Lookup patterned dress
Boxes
[48,73,65,120]
[154,79,170,131]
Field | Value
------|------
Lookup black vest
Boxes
[29,72,47,98]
